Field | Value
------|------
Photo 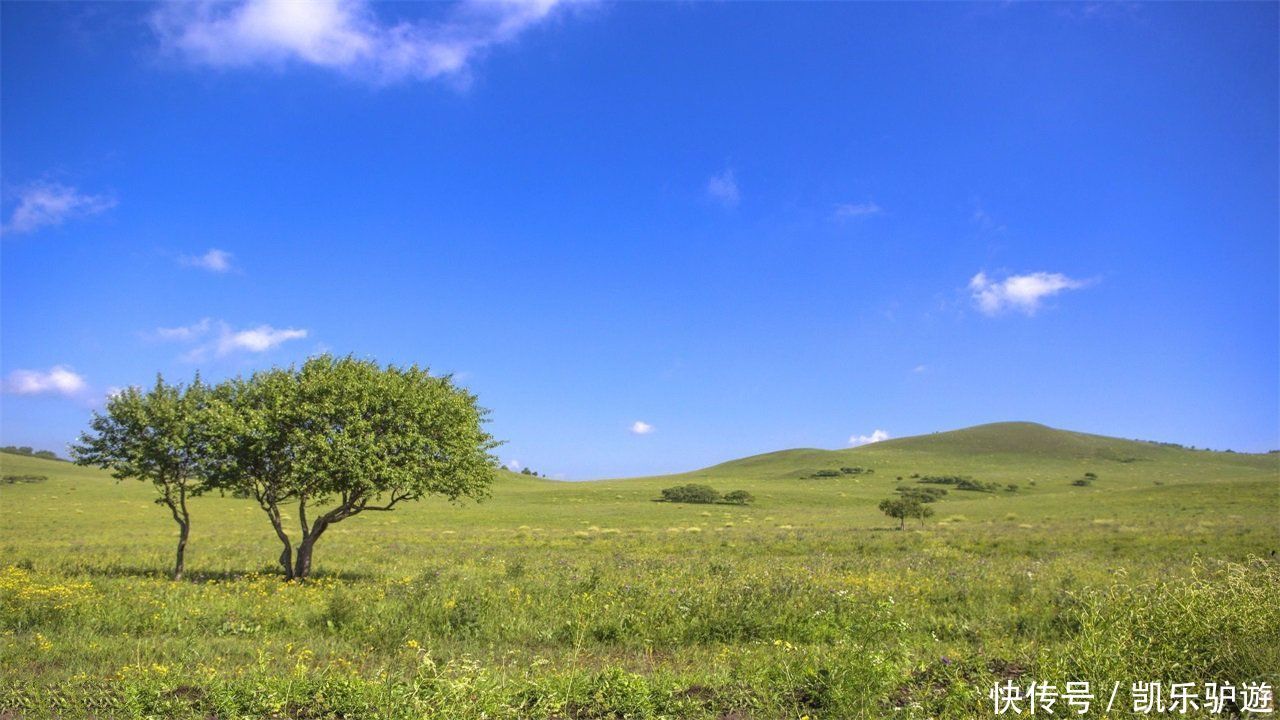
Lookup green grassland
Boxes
[1,422,1277,718]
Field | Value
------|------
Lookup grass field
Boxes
[1,422,1277,719]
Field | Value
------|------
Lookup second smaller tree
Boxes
[72,375,212,580]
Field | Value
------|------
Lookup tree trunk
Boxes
[279,546,294,580]
[293,522,328,580]
[899,516,905,531]
[174,520,189,580]
[293,537,315,580]
[164,485,191,580]
[263,502,294,580]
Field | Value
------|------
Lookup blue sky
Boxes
[2,1,1277,478]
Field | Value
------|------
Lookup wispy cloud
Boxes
[153,318,214,343]
[2,366,88,396]
[151,318,309,360]
[218,325,308,354]
[833,201,881,220]
[706,169,739,208]
[849,429,890,447]
[3,182,116,235]
[630,420,654,435]
[506,459,522,471]
[969,271,1090,316]
[152,0,569,85]
[180,248,235,273]
[970,201,1005,232]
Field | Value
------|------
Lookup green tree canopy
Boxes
[207,355,499,579]
[72,375,212,579]
[659,484,721,504]
[879,497,917,531]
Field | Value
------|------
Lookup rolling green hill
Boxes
[699,421,1275,476]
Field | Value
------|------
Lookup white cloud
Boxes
[154,318,214,342]
[152,319,308,360]
[180,248,235,273]
[218,325,308,353]
[849,429,890,447]
[3,366,88,396]
[3,182,116,235]
[506,459,522,471]
[706,169,739,208]
[912,364,927,374]
[834,201,881,219]
[969,271,1090,316]
[630,420,654,435]
[152,0,568,85]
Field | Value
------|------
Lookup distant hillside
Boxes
[858,422,1170,461]
[695,422,1278,479]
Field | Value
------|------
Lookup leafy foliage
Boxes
[878,497,934,529]
[205,355,500,579]
[72,375,212,579]
[658,484,754,505]
[1,446,66,462]
[917,475,1000,492]
[659,484,721,504]
[895,486,947,503]
[2,474,47,484]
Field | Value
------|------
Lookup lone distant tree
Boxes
[722,490,755,505]
[878,497,924,531]
[73,376,212,580]
[207,356,499,580]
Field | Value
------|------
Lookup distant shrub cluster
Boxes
[657,484,754,505]
[0,446,64,462]
[1072,472,1099,487]
[1070,471,1100,486]
[895,486,947,503]
[810,466,874,479]
[917,475,1000,492]
[2,474,48,484]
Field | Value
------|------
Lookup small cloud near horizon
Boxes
[849,429,890,447]
[2,366,88,397]
[630,420,655,435]
[969,271,1090,316]
[3,182,116,235]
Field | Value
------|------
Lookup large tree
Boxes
[209,355,499,580]
[72,376,212,580]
